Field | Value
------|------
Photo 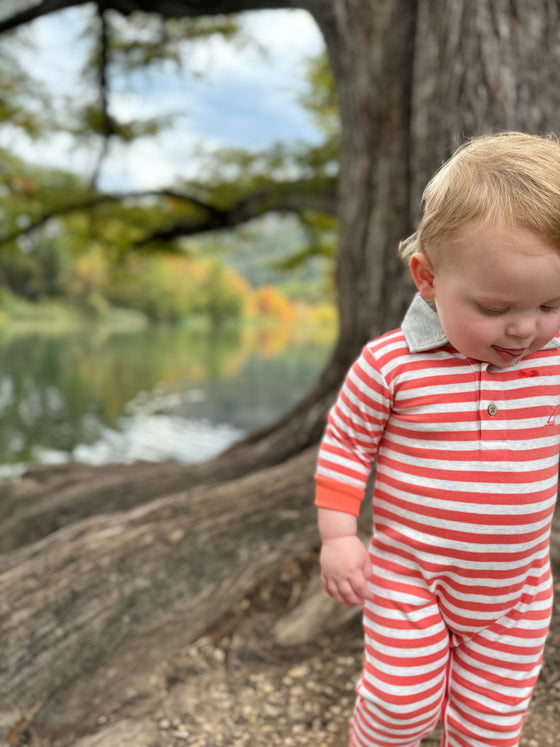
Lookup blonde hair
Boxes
[399,132,560,263]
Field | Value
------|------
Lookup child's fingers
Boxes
[322,574,349,605]
[338,579,365,606]
[321,573,370,606]
[350,573,374,603]
[322,574,352,605]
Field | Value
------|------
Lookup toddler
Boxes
[315,132,560,746]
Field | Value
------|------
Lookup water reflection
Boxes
[0,322,332,476]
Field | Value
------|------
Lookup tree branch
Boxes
[105,1,299,16]
[0,0,86,33]
[0,0,302,34]
[135,177,337,244]
[0,189,207,245]
[0,178,336,247]
[90,4,114,190]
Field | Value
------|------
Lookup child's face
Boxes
[410,221,560,368]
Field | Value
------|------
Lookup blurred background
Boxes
[0,6,338,479]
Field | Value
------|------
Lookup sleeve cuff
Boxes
[314,475,363,517]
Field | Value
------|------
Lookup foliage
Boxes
[199,259,250,325]
[1,9,246,170]
[0,148,333,324]
[0,29,52,138]
[0,9,340,326]
[105,252,253,323]
[191,214,335,297]
[298,52,339,142]
[106,12,244,71]
[254,285,295,323]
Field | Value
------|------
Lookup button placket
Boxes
[479,363,507,444]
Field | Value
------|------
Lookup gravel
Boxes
[12,551,560,747]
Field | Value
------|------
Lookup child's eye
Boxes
[540,305,560,313]
[477,305,507,316]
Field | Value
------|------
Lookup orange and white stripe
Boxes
[315,299,560,746]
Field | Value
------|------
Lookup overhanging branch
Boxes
[135,177,337,244]
[0,0,86,33]
[0,177,336,247]
[0,189,211,246]
[0,0,301,34]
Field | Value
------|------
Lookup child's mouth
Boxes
[492,345,526,361]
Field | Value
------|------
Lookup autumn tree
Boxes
[1,0,560,740]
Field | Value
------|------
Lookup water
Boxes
[0,321,333,478]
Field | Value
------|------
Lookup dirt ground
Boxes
[15,548,559,747]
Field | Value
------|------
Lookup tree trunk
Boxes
[409,0,560,208]
[0,449,319,735]
[1,0,560,738]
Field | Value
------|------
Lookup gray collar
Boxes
[401,293,447,352]
[402,292,560,353]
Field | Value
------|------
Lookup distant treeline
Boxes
[0,241,334,326]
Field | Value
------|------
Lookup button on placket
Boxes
[475,362,507,446]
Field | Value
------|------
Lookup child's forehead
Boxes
[439,222,560,292]
[436,217,556,257]
[431,220,560,282]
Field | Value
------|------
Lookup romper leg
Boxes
[350,595,451,747]
[444,586,553,747]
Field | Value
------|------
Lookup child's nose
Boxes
[506,314,536,339]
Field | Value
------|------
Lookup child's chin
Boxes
[490,354,522,368]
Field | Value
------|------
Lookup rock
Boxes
[72,719,159,746]
[273,572,361,646]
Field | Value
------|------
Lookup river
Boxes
[0,320,333,478]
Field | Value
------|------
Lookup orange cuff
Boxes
[314,475,363,517]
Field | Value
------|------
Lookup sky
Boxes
[1,6,325,191]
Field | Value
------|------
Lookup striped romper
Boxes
[315,294,560,747]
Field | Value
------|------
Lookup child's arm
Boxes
[318,507,374,606]
[315,344,391,606]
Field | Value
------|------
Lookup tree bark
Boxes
[0,449,319,734]
[409,0,560,213]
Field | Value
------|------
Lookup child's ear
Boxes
[409,252,436,299]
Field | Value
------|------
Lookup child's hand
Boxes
[320,535,373,606]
